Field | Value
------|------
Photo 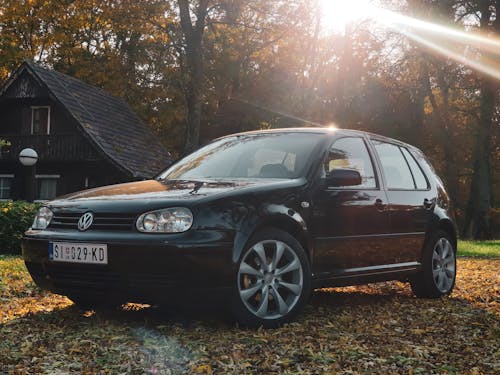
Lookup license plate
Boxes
[49,242,108,264]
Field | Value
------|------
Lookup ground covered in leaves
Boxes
[0,256,498,374]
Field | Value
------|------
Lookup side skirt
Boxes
[312,262,421,288]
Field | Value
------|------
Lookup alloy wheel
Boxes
[237,239,303,320]
[431,237,456,293]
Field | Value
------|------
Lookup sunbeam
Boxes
[370,6,500,80]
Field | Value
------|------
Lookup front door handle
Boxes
[423,198,434,209]
[375,198,385,210]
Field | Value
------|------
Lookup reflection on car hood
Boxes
[52,178,299,203]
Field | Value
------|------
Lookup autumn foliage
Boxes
[0,255,498,374]
[0,1,498,236]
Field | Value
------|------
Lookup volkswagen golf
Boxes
[23,128,457,327]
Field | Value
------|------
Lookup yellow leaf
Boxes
[194,364,212,374]
[410,328,426,335]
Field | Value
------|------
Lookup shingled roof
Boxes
[2,61,171,178]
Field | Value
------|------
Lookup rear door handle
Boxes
[423,198,434,209]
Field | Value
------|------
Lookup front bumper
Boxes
[22,228,236,304]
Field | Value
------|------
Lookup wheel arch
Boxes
[435,218,458,250]
[233,214,311,264]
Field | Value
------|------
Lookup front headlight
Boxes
[136,207,193,233]
[32,207,53,230]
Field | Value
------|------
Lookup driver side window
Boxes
[325,137,377,188]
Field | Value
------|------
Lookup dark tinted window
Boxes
[325,137,376,188]
[31,107,50,135]
[401,147,428,189]
[0,177,12,199]
[373,141,414,189]
[413,150,442,187]
[37,178,58,200]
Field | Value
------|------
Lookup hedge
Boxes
[0,201,40,254]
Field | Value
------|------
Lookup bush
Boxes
[0,201,40,254]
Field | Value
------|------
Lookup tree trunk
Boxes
[424,61,460,222]
[463,1,497,239]
[178,0,209,154]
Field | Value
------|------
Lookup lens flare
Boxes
[321,1,500,80]
[372,7,500,80]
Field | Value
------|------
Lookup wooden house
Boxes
[0,61,171,201]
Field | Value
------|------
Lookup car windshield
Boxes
[159,132,324,180]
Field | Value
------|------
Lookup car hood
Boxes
[48,178,305,211]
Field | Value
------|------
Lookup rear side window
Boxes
[372,141,414,189]
[325,137,377,188]
[400,148,429,189]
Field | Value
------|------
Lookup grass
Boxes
[458,240,500,258]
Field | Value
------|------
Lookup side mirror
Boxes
[325,168,362,187]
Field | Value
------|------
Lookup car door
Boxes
[311,136,391,277]
[370,139,434,263]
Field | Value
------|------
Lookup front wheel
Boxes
[410,230,456,298]
[232,228,311,328]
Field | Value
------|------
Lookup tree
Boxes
[177,0,210,153]
[0,0,498,235]
[0,0,58,81]
[463,0,499,238]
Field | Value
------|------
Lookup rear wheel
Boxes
[232,228,311,328]
[410,230,456,298]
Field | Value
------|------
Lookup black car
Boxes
[23,128,457,327]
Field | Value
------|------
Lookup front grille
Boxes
[49,212,137,231]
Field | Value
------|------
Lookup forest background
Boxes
[0,0,498,238]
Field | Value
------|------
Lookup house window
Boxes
[0,175,14,200]
[36,174,59,201]
[31,106,51,135]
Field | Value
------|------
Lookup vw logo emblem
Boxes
[78,212,94,231]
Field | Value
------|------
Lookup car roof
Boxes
[222,127,424,153]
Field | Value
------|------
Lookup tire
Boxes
[410,230,456,298]
[231,228,311,328]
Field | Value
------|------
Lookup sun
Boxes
[318,0,375,33]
